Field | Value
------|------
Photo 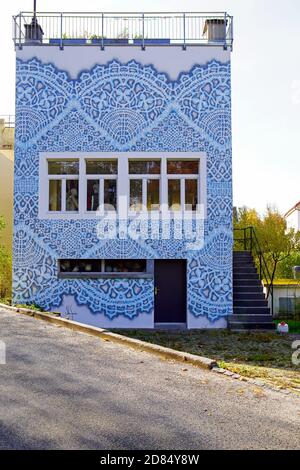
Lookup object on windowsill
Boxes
[277,321,289,334]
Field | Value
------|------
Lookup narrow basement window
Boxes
[59,259,147,275]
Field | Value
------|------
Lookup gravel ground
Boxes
[0,307,300,450]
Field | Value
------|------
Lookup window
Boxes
[167,159,199,211]
[40,153,205,219]
[60,259,102,273]
[48,159,79,212]
[58,259,148,277]
[86,159,117,211]
[129,160,160,211]
[279,297,300,318]
[105,259,146,273]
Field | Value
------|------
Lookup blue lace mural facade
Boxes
[14,57,232,325]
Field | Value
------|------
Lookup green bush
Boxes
[0,216,12,300]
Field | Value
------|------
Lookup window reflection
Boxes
[48,159,79,175]
[86,160,117,175]
[167,160,199,175]
[49,180,61,211]
[87,180,99,211]
[66,180,79,211]
[104,180,117,210]
[60,259,102,273]
[185,179,198,210]
[59,259,147,274]
[147,179,160,210]
[130,179,143,211]
[105,260,146,273]
[168,179,181,210]
[129,160,160,174]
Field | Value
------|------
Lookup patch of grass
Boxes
[0,297,12,306]
[113,328,300,394]
[15,303,45,312]
[0,300,60,316]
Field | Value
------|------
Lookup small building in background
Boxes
[285,201,300,232]
[267,280,300,319]
[0,116,14,249]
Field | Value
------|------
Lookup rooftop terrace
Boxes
[13,11,233,50]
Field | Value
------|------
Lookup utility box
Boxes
[25,18,43,43]
[203,19,227,42]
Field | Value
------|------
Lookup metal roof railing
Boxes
[12,11,233,50]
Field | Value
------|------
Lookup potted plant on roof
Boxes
[90,28,129,45]
[90,34,106,44]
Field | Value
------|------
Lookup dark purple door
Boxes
[154,260,186,323]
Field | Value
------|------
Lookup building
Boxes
[13,11,233,328]
[285,201,300,232]
[264,280,300,319]
[0,116,14,249]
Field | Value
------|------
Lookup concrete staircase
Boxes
[229,251,275,331]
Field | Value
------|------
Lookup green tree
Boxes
[276,251,300,279]
[234,206,260,229]
[234,206,300,282]
[256,206,300,283]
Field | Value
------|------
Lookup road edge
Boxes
[0,303,217,370]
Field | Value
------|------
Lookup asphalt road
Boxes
[0,307,299,450]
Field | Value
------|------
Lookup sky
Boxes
[1,0,300,215]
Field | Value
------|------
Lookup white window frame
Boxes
[38,152,207,219]
[85,158,118,213]
[47,158,79,214]
[128,158,161,215]
[166,159,200,212]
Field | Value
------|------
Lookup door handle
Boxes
[154,286,160,295]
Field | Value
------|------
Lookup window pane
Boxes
[86,160,117,175]
[66,180,79,211]
[129,160,161,174]
[185,179,198,210]
[48,159,79,175]
[59,259,147,274]
[167,160,199,174]
[87,179,99,211]
[130,179,143,211]
[49,180,61,211]
[104,180,117,210]
[60,259,102,273]
[168,179,181,210]
[105,260,146,273]
[147,179,160,210]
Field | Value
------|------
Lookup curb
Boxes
[0,303,217,370]
[211,366,299,397]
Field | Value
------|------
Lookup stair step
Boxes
[233,306,271,315]
[233,253,252,258]
[233,279,262,286]
[233,299,268,307]
[233,265,256,271]
[233,273,259,280]
[233,258,253,263]
[233,266,257,273]
[233,292,265,300]
[233,285,264,293]
[229,314,273,323]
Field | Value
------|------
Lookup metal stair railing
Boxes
[233,226,274,316]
